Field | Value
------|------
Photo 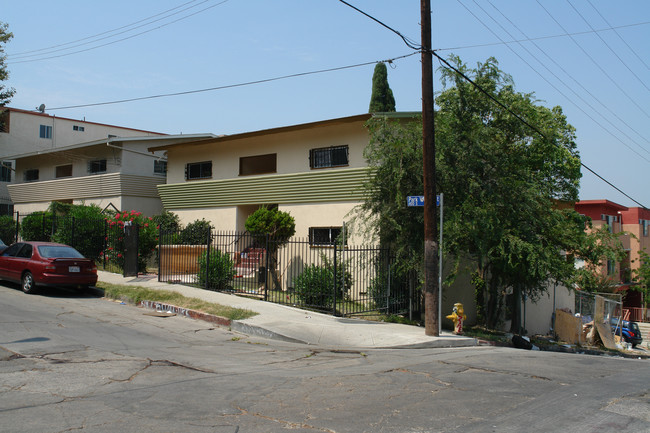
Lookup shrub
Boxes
[294,264,337,309]
[0,215,16,244]
[51,204,106,260]
[152,210,181,233]
[20,211,53,241]
[196,248,235,291]
[293,258,351,309]
[181,218,212,245]
[104,210,158,272]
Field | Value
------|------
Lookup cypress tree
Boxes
[369,62,396,113]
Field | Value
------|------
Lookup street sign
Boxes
[407,195,441,207]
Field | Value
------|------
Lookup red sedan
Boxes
[0,241,98,294]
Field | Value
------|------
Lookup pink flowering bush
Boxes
[103,210,158,272]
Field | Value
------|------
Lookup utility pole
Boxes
[421,0,439,336]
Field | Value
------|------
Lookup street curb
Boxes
[135,299,310,344]
[137,300,232,327]
[230,321,309,345]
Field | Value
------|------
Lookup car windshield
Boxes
[38,245,85,259]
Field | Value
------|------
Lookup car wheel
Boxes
[22,272,36,294]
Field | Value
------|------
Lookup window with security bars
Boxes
[88,159,107,174]
[185,161,212,180]
[309,227,345,246]
[309,145,349,169]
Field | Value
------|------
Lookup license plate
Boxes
[69,266,80,273]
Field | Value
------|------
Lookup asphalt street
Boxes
[1,283,648,433]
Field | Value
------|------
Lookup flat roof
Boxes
[147,113,381,152]
[2,134,219,160]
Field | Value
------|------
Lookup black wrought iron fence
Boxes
[158,229,422,317]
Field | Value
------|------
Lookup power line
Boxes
[535,0,650,120]
[336,0,421,50]
[486,0,649,150]
[336,0,648,209]
[7,0,229,64]
[45,53,419,111]
[567,0,649,92]
[433,20,650,52]
[463,0,650,160]
[7,0,205,58]
[432,53,647,209]
[586,0,650,70]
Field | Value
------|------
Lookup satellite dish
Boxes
[37,104,45,113]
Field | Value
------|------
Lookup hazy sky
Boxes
[4,1,649,208]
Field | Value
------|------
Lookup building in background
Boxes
[575,199,650,322]
[7,134,217,217]
[0,107,166,215]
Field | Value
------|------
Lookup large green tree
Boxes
[368,62,396,113]
[0,22,15,107]
[358,56,586,330]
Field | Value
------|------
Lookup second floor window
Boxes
[309,145,349,169]
[641,219,649,237]
[56,164,72,178]
[88,159,107,174]
[239,153,276,176]
[186,161,212,180]
[154,160,167,175]
[39,125,52,139]
[0,161,11,182]
[602,214,618,233]
[24,169,39,182]
[607,259,616,276]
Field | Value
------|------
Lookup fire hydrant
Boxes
[446,303,466,335]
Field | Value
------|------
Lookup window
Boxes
[1,243,25,257]
[39,125,52,139]
[185,161,212,180]
[641,219,649,237]
[1,161,11,182]
[239,154,276,176]
[88,159,107,174]
[602,214,618,233]
[0,203,13,216]
[154,160,167,175]
[73,125,85,132]
[56,164,72,178]
[309,227,346,246]
[24,169,39,182]
[607,259,616,276]
[309,145,349,169]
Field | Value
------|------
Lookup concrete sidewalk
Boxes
[97,271,477,349]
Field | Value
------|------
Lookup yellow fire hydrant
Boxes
[446,303,467,335]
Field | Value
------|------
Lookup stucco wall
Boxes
[165,120,369,184]
[522,283,575,336]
